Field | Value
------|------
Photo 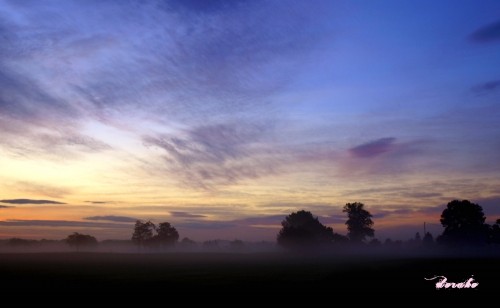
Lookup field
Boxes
[0,252,496,305]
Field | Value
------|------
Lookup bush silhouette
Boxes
[438,200,489,245]
[277,210,335,249]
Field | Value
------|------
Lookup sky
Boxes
[1,0,500,241]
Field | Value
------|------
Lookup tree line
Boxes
[3,199,499,251]
[277,199,500,250]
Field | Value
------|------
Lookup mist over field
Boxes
[1,0,500,304]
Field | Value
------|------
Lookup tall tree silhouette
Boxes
[343,202,374,243]
[438,200,489,245]
[277,210,335,249]
[132,220,155,246]
[155,222,179,247]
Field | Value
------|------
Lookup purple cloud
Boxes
[404,192,443,198]
[372,208,415,219]
[470,20,500,43]
[0,199,66,205]
[235,215,285,225]
[170,212,207,218]
[349,137,396,158]
[83,216,137,223]
[176,221,235,230]
[165,0,249,14]
[339,138,432,177]
[472,80,500,94]
[0,219,130,228]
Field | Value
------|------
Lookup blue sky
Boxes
[0,0,499,241]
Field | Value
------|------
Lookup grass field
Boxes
[0,252,496,305]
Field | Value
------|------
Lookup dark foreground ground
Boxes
[0,252,496,305]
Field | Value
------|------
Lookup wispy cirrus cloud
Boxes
[0,199,66,205]
[143,121,280,189]
[14,182,72,199]
[0,0,328,161]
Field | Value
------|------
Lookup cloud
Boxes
[340,138,431,177]
[85,201,109,204]
[170,211,207,218]
[0,0,329,162]
[175,213,341,233]
[36,132,112,153]
[83,216,137,223]
[176,221,235,230]
[235,215,285,225]
[165,0,250,14]
[0,65,77,122]
[0,205,12,209]
[0,219,130,229]
[0,199,66,205]
[372,208,415,219]
[233,214,345,227]
[471,80,500,94]
[404,192,443,198]
[349,137,396,158]
[470,20,500,43]
[143,122,280,189]
[15,182,71,199]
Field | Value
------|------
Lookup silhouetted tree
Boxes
[132,220,155,246]
[7,238,38,247]
[179,237,197,250]
[181,237,196,245]
[415,232,421,242]
[154,222,179,247]
[384,238,402,249]
[332,233,349,244]
[65,232,97,251]
[203,240,219,251]
[277,210,335,249]
[489,219,500,244]
[406,232,422,247]
[422,232,434,246]
[369,238,381,246]
[438,200,489,245]
[343,202,374,243]
[230,239,244,251]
